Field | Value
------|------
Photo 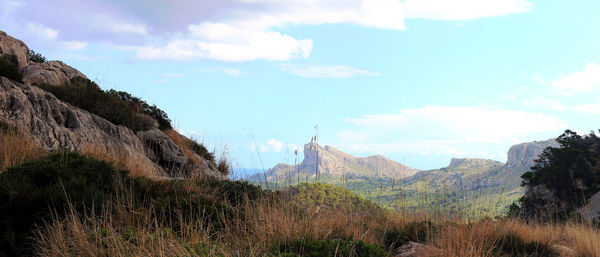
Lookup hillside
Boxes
[0,30,224,179]
[251,139,558,218]
[248,142,419,183]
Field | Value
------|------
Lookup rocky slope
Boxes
[505,139,558,169]
[0,30,223,179]
[249,142,419,182]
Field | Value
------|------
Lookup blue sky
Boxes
[2,0,600,172]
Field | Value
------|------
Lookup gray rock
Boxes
[0,30,30,70]
[22,61,87,86]
[395,242,425,257]
[136,129,225,179]
[0,76,160,175]
[505,139,558,169]
[137,129,189,176]
[579,191,600,223]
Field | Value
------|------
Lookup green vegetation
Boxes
[28,50,46,63]
[256,158,519,220]
[37,77,173,132]
[0,152,268,256]
[495,232,558,257]
[517,130,600,221]
[278,239,387,257]
[287,182,382,215]
[0,58,22,82]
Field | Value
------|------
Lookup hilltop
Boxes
[248,142,419,183]
[250,139,558,217]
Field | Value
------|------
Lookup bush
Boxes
[0,58,22,82]
[185,137,216,164]
[38,77,173,132]
[0,152,128,256]
[279,239,387,257]
[495,232,559,257]
[28,49,46,63]
[0,152,274,256]
[518,130,600,221]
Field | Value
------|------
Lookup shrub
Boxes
[28,49,46,63]
[279,239,387,257]
[0,58,22,82]
[495,232,559,257]
[38,77,173,132]
[217,157,231,176]
[0,152,273,256]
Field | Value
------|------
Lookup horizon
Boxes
[2,0,599,171]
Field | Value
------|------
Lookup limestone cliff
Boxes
[249,142,419,182]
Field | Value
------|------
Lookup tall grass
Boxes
[31,178,600,257]
[81,143,158,178]
[0,120,45,171]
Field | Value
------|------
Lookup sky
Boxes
[2,0,600,173]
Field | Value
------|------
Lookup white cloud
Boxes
[523,98,567,111]
[403,0,533,20]
[131,0,531,62]
[111,23,148,35]
[267,139,284,152]
[136,23,313,62]
[572,103,600,114]
[251,138,295,153]
[337,106,565,158]
[553,62,600,94]
[23,23,87,51]
[26,23,58,40]
[280,64,381,78]
[199,67,244,76]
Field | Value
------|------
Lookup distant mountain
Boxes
[247,142,419,182]
[249,138,558,217]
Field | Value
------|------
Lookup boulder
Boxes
[137,129,189,176]
[22,61,87,86]
[395,242,425,257]
[0,30,30,70]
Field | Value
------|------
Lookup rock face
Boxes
[0,30,29,70]
[23,61,87,86]
[505,139,558,169]
[579,191,600,223]
[448,158,502,169]
[0,30,224,180]
[0,77,160,175]
[249,142,419,182]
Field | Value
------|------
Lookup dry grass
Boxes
[164,129,201,165]
[0,121,45,171]
[81,143,159,178]
[32,182,600,257]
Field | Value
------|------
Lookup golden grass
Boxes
[164,129,201,165]
[81,143,158,178]
[0,122,45,171]
[32,181,600,257]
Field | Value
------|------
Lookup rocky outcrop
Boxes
[22,61,87,86]
[579,191,600,223]
[0,77,161,175]
[0,30,29,70]
[249,142,418,182]
[448,158,503,169]
[505,139,558,169]
[0,30,224,180]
